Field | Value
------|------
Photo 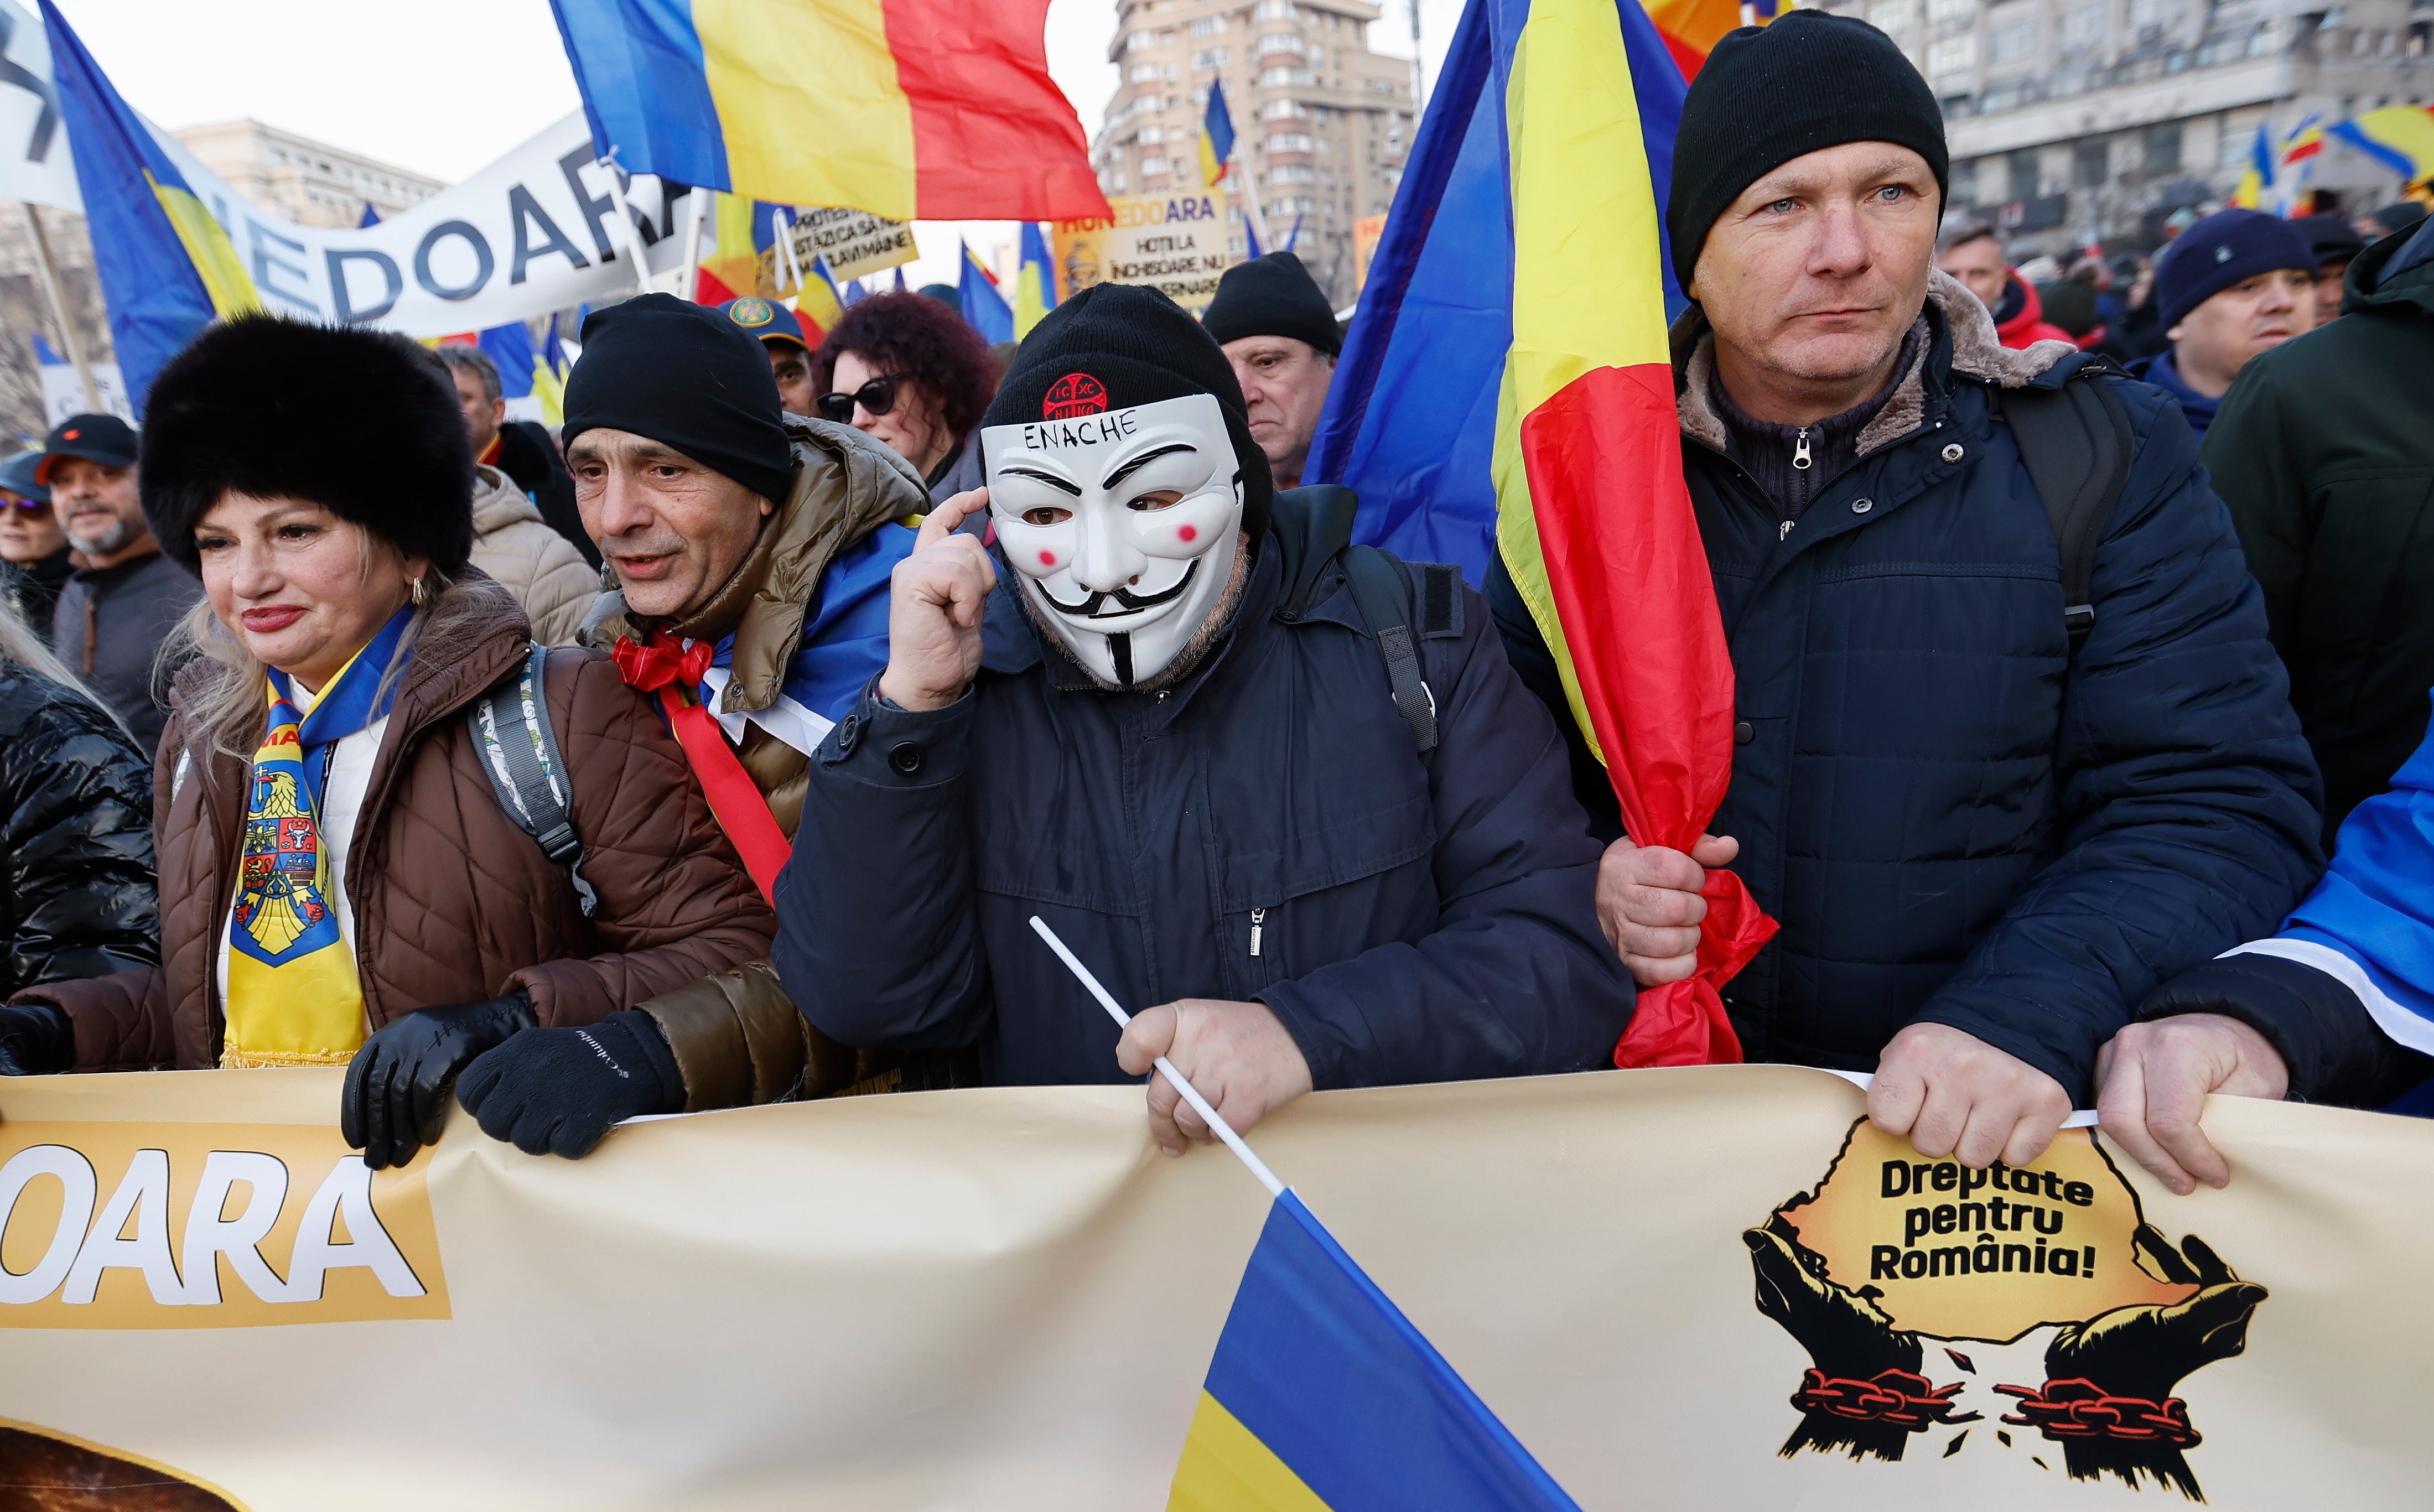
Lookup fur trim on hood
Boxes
[1673,267,2077,455]
[140,314,475,575]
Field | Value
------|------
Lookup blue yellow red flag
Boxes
[1014,222,1056,338]
[534,314,570,429]
[1201,79,1238,189]
[2328,105,2434,184]
[474,321,539,401]
[1640,0,1778,77]
[2230,121,2274,209]
[547,0,1107,222]
[961,241,1014,345]
[39,0,258,414]
[1306,0,1773,1068]
[796,254,847,346]
[1167,1189,1579,1510]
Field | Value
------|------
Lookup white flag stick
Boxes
[1029,915,1286,1198]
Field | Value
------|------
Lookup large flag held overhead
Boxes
[1307,0,1774,1067]
[1168,1189,1581,1510]
[547,0,1109,224]
[1641,0,1779,77]
[2329,105,2434,185]
[39,0,256,414]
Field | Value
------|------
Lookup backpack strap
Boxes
[2003,368,2135,651]
[1341,544,1439,763]
[466,640,598,917]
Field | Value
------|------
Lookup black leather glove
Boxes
[454,1009,685,1159]
[0,1002,74,1076]
[341,991,537,1170]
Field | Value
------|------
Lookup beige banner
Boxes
[1050,192,1236,311]
[0,1065,2427,1509]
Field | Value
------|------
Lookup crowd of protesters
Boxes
[0,10,2431,1206]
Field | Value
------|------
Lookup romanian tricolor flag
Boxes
[40,0,258,414]
[1167,1189,1579,1510]
[1201,79,1239,189]
[795,255,847,347]
[2230,121,2275,210]
[547,0,1109,223]
[960,241,1013,345]
[695,191,763,304]
[1641,0,1779,77]
[1307,0,1773,1067]
[1014,222,1056,338]
[534,314,572,429]
[2329,105,2434,187]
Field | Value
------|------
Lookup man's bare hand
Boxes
[2096,1014,2289,1196]
[1115,998,1314,1157]
[878,487,995,711]
[1870,1022,2072,1168]
[1595,833,1740,986]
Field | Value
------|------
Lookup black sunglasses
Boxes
[817,373,910,424]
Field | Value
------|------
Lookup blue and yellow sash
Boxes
[222,606,417,1068]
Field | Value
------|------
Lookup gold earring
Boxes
[411,576,432,607]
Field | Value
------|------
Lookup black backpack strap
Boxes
[2003,370,2135,650]
[465,640,598,917]
[1341,545,1439,763]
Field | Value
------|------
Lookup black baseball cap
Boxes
[37,413,138,485]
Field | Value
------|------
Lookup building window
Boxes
[2142,121,2181,174]
[1927,34,1977,75]
[1142,155,1171,174]
[2007,146,2039,200]
[1266,132,1316,153]
[2073,137,2109,187]
[1256,32,1304,55]
[1140,125,1165,144]
[1268,165,1316,185]
[2058,3,2106,50]
[1192,47,1228,67]
[1928,0,1976,22]
[1130,62,1162,81]
[1260,66,1316,85]
[1190,15,1224,35]
[1262,98,1307,121]
[2128,0,2179,31]
[1987,19,2039,64]
[1255,0,1296,17]
[1869,0,1922,31]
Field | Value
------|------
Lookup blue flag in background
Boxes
[358,201,381,227]
[476,321,538,401]
[961,242,1014,345]
[40,0,258,414]
[1167,1189,1580,1509]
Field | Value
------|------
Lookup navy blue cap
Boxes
[37,412,137,485]
[716,294,808,350]
[2155,209,2314,331]
[0,449,47,502]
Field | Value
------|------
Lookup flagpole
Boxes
[596,153,657,298]
[679,188,709,303]
[1231,144,1273,258]
[1028,915,1288,1198]
[20,202,100,413]
[773,205,803,295]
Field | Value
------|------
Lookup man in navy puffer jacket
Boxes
[1491,12,2323,1171]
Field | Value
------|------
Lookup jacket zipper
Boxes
[1249,907,1267,957]
[1791,427,1812,471]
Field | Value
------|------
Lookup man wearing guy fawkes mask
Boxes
[772,285,1632,1154]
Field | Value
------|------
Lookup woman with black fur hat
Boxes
[1,315,775,1173]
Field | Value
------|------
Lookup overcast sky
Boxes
[53,0,1463,286]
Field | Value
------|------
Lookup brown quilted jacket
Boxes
[583,417,979,1107]
[13,578,775,1071]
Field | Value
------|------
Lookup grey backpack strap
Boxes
[466,640,598,917]
[1341,544,1439,763]
[2005,371,2134,650]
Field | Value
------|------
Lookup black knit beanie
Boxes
[563,293,792,505]
[1202,252,1342,356]
[984,282,1274,544]
[1668,11,1949,291]
[141,315,474,576]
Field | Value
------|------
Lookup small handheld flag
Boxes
[796,254,847,346]
[1201,80,1238,189]
[2230,121,2274,210]
[1026,916,1581,1510]
[961,241,1014,345]
[1015,222,1057,338]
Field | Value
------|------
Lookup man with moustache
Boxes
[1488,12,2320,1172]
[441,294,962,1158]
[43,414,200,756]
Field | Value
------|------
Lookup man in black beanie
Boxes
[444,291,978,1162]
[774,283,1631,1152]
[1490,11,2320,1185]
[1202,251,1342,488]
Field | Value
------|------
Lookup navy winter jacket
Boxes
[1490,273,2323,1099]
[773,536,1633,1089]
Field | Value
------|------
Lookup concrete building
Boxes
[1809,0,2434,252]
[173,119,447,230]
[1094,0,1417,305]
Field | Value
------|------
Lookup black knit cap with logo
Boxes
[1667,10,1950,291]
[984,282,1274,545]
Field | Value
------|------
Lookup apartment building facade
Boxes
[1810,0,2433,251]
[1094,0,1416,305]
[173,119,447,230]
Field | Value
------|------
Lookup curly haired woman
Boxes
[812,290,1000,503]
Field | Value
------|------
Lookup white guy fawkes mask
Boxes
[982,389,1244,689]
